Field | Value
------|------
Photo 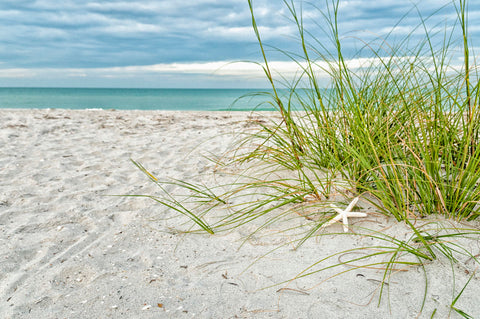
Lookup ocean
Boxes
[0,87,278,111]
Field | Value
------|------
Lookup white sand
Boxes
[1,108,479,318]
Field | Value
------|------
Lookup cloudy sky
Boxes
[1,0,479,88]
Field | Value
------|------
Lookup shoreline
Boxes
[1,108,479,318]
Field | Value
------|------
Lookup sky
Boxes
[0,0,479,88]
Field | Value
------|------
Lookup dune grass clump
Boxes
[244,0,480,222]
[132,0,480,316]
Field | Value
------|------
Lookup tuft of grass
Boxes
[131,0,480,316]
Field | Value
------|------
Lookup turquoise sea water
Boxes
[0,87,279,111]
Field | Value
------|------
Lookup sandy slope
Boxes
[1,109,479,318]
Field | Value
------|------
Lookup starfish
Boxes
[323,197,368,232]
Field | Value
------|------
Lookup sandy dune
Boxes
[1,109,479,318]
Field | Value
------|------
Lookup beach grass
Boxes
[132,0,480,315]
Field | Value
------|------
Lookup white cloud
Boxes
[204,25,293,41]
[85,1,165,13]
[0,68,36,78]
[0,55,467,79]
[98,22,164,35]
[0,55,471,88]
[0,58,378,80]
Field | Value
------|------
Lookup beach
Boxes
[1,108,479,318]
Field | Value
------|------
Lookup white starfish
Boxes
[323,197,368,232]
